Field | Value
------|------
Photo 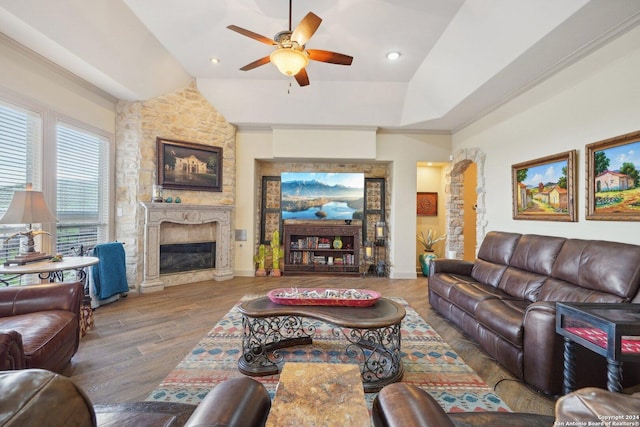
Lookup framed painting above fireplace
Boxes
[157,137,222,192]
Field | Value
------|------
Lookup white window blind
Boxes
[55,122,110,255]
[0,101,42,213]
[0,102,43,263]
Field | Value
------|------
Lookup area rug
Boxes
[147,296,511,413]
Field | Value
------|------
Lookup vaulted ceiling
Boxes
[2,0,640,131]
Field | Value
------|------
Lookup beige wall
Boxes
[453,24,640,245]
[233,130,452,279]
[416,164,447,264]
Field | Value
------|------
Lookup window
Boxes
[0,100,43,263]
[0,97,113,270]
[56,122,110,255]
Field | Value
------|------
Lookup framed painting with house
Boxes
[157,137,222,192]
[417,192,438,216]
[586,130,640,221]
[512,150,577,222]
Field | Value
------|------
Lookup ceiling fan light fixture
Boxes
[270,48,309,76]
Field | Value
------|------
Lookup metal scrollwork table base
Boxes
[237,296,406,393]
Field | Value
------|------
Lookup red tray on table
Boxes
[267,288,381,307]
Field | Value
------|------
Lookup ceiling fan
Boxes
[227,0,353,87]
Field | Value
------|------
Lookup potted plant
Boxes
[254,244,267,277]
[417,229,446,276]
[270,230,282,276]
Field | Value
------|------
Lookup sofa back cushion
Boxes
[542,239,640,302]
[497,234,567,301]
[471,231,521,287]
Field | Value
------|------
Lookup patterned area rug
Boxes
[147,296,511,413]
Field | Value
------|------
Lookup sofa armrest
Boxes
[0,282,84,317]
[0,331,26,370]
[556,387,640,422]
[185,377,271,427]
[372,383,455,427]
[428,259,474,277]
[522,301,564,394]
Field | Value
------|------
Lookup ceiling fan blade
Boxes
[239,56,271,71]
[294,68,310,87]
[307,49,353,66]
[291,12,322,46]
[227,25,276,46]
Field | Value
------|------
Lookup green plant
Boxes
[417,229,446,252]
[271,230,282,271]
[254,244,266,270]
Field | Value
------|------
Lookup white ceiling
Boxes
[2,0,640,131]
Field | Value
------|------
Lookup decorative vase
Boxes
[419,251,437,276]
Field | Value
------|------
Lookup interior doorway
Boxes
[462,163,477,261]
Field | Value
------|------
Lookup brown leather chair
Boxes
[0,282,83,372]
[0,369,271,427]
[372,383,640,427]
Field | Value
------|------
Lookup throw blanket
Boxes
[92,242,129,300]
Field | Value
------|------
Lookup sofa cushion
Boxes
[550,239,640,300]
[476,299,530,347]
[471,232,521,287]
[509,234,566,275]
[497,268,548,302]
[447,282,515,316]
[428,273,474,300]
[537,278,626,303]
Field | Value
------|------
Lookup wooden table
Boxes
[238,296,406,392]
[266,362,369,427]
[556,302,640,394]
[0,256,99,286]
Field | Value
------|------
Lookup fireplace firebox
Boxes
[160,242,216,274]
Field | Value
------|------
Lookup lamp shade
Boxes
[270,48,309,76]
[0,188,57,225]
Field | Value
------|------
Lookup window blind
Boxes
[55,122,110,255]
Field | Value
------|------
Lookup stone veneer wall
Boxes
[445,148,486,259]
[115,83,236,290]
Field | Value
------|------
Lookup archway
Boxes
[444,148,486,259]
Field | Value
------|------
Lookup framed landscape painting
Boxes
[512,150,577,222]
[157,137,222,192]
[586,130,640,221]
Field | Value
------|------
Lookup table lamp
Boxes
[0,184,57,265]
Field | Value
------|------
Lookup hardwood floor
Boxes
[64,276,556,415]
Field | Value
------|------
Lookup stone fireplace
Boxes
[140,202,233,293]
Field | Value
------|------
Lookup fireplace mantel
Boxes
[140,202,233,293]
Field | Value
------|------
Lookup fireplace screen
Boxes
[160,242,216,274]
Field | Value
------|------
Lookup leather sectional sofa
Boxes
[428,231,640,395]
[0,369,271,427]
[372,382,640,427]
[0,282,83,372]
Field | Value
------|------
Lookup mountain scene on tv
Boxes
[281,172,364,220]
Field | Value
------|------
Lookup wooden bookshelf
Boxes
[283,223,361,276]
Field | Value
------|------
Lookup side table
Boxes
[556,302,640,394]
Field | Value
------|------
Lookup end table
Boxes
[556,302,640,394]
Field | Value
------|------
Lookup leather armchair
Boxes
[0,282,84,372]
[0,369,271,427]
[372,383,640,427]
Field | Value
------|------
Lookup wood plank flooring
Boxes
[64,276,556,415]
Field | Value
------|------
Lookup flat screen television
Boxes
[281,172,364,220]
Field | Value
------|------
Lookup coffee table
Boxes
[237,296,406,392]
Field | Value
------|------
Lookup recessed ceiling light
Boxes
[210,57,220,64]
[386,51,401,61]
